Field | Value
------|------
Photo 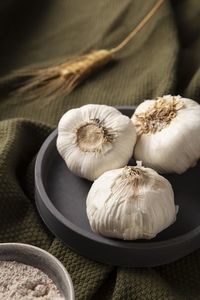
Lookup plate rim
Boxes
[35,106,200,252]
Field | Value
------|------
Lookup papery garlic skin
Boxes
[86,165,177,240]
[57,104,137,181]
[132,95,200,174]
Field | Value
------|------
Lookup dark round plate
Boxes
[35,106,200,267]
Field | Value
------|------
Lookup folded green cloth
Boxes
[0,0,200,299]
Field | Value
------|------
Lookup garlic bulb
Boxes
[132,95,200,174]
[86,163,177,240]
[57,104,136,181]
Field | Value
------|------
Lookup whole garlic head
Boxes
[86,164,177,240]
[57,104,136,181]
[132,95,200,174]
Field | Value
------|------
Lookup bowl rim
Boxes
[0,242,75,300]
[35,112,200,251]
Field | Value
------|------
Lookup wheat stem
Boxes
[110,0,166,54]
[0,0,166,100]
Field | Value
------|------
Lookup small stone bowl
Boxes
[0,243,75,300]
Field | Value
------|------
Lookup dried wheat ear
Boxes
[0,0,165,101]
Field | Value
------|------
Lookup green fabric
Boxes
[0,0,200,299]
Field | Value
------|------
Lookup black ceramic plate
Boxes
[35,106,200,267]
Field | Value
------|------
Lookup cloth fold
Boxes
[0,0,200,299]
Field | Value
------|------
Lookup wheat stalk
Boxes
[0,0,165,101]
